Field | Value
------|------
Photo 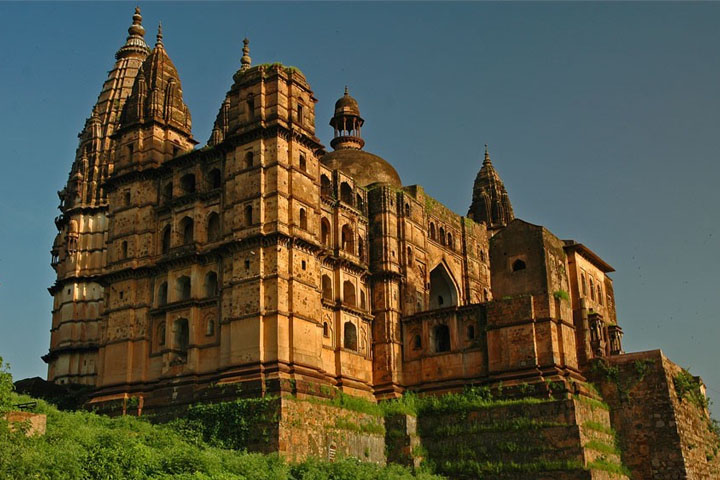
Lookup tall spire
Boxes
[467,145,514,232]
[116,7,151,59]
[156,22,163,48]
[118,21,194,141]
[241,38,252,70]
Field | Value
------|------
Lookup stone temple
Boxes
[44,9,719,479]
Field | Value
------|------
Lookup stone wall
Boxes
[385,397,628,480]
[278,397,386,464]
[591,350,720,480]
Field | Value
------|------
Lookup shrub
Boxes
[673,369,709,410]
[0,356,13,414]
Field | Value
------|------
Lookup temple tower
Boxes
[467,146,514,234]
[96,24,197,391]
[46,8,151,385]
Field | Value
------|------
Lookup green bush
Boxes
[0,392,441,480]
[0,356,13,414]
[673,369,709,410]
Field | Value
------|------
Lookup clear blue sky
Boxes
[1,2,718,413]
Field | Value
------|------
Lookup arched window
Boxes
[597,284,603,305]
[244,151,254,169]
[447,233,453,251]
[177,276,191,301]
[205,316,215,336]
[404,203,410,217]
[360,290,366,310]
[323,322,330,338]
[124,191,131,206]
[466,324,476,340]
[244,205,253,226]
[429,223,436,241]
[512,259,526,272]
[297,104,304,123]
[321,175,332,198]
[208,168,221,189]
[207,213,220,242]
[341,225,354,254]
[161,225,171,253]
[321,218,331,247]
[163,182,173,203]
[180,217,194,244]
[173,318,189,354]
[480,249,485,262]
[340,182,353,205]
[358,236,364,259]
[158,282,168,306]
[180,173,196,194]
[356,194,364,212]
[344,322,357,351]
[590,277,595,301]
[299,153,307,172]
[157,321,166,346]
[321,275,333,300]
[299,208,307,230]
[246,95,254,120]
[205,271,218,297]
[121,241,128,259]
[581,273,587,296]
[439,227,446,246]
[343,280,356,306]
[412,334,422,350]
[429,263,458,310]
[433,324,451,353]
[407,246,413,265]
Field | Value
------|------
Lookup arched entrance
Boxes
[429,263,458,309]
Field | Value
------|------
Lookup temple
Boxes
[43,9,719,479]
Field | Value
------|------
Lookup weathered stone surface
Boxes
[41,9,717,479]
[5,411,47,436]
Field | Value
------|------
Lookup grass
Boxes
[0,393,440,480]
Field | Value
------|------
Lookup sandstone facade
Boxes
[44,9,718,478]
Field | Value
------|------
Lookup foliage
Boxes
[0,356,13,415]
[380,386,548,418]
[584,440,620,456]
[587,458,631,476]
[552,290,570,302]
[673,369,709,410]
[172,396,281,450]
[0,392,440,480]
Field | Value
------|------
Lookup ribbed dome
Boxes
[321,149,401,188]
[324,87,400,187]
[334,88,360,116]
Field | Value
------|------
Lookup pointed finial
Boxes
[241,38,252,70]
[116,6,150,59]
[129,6,145,37]
[344,85,349,95]
[484,144,492,165]
[156,22,163,47]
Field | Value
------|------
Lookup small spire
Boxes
[116,6,150,59]
[156,22,163,47]
[484,144,491,165]
[129,6,145,38]
[241,38,252,70]
[344,85,349,95]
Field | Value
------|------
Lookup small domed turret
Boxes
[330,87,365,150]
[322,88,401,188]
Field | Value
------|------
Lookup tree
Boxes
[0,356,13,414]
